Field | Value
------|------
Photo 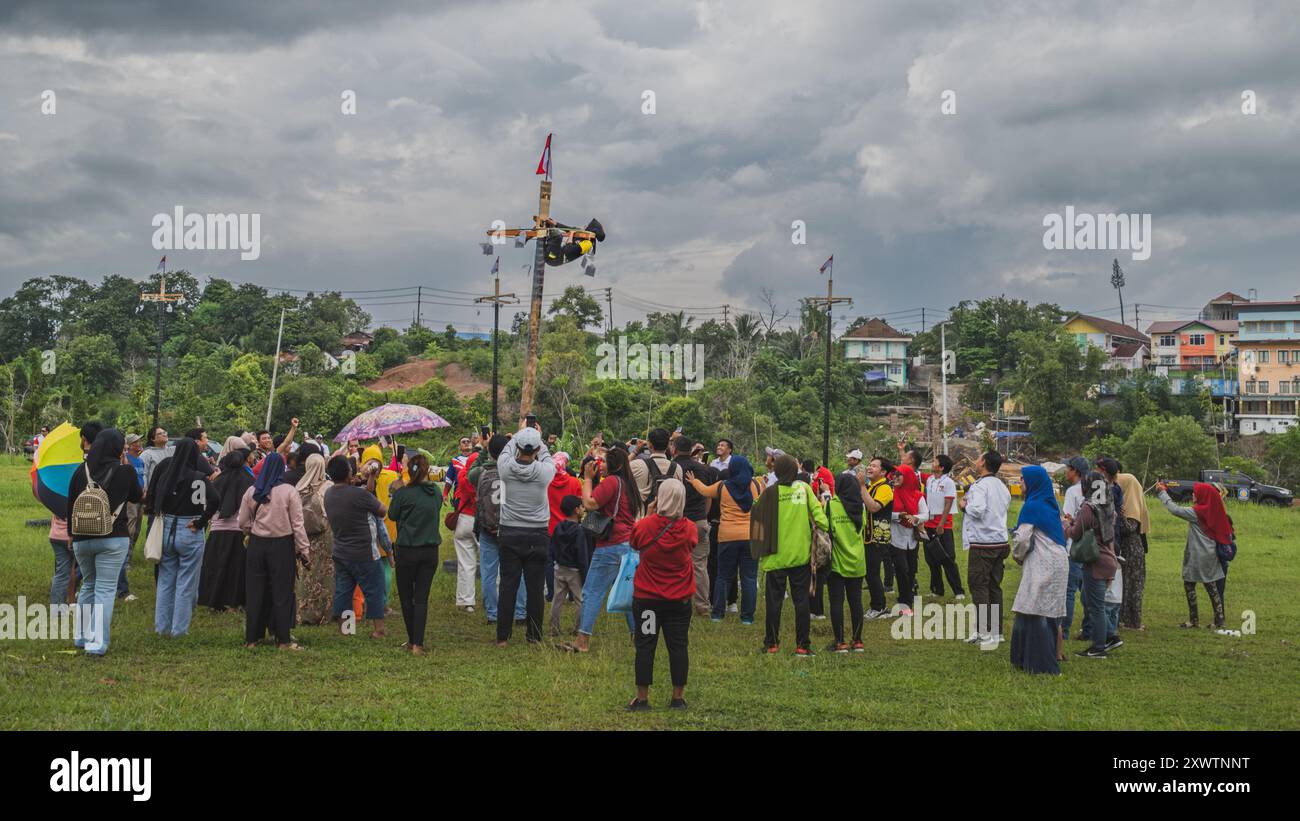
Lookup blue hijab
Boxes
[252,452,286,504]
[723,455,755,513]
[1017,465,1065,546]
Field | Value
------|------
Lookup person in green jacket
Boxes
[825,473,867,653]
[750,454,829,656]
[387,454,443,655]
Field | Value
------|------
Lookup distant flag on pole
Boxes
[490,256,499,276]
[157,256,166,272]
[819,255,833,276]
[536,133,552,178]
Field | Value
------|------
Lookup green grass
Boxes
[2,454,1296,730]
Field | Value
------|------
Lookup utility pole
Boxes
[807,258,852,466]
[475,276,518,431]
[921,307,926,334]
[1134,303,1140,336]
[139,269,184,432]
[416,285,423,328]
[519,171,553,418]
[940,322,950,455]
[265,307,286,431]
[723,304,730,325]
[604,286,613,340]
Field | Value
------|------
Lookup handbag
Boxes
[1069,525,1099,564]
[444,509,459,531]
[923,530,946,565]
[806,491,832,569]
[1216,538,1237,563]
[144,515,164,563]
[582,477,621,542]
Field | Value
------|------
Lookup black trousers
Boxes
[245,534,296,645]
[827,571,864,643]
[809,565,829,616]
[497,525,548,643]
[906,549,919,596]
[891,546,915,608]
[764,564,811,649]
[395,544,438,646]
[924,529,965,595]
[865,542,892,611]
[634,597,692,687]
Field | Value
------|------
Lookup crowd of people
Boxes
[43,415,1242,708]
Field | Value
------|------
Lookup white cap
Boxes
[764,446,785,458]
[515,427,543,452]
[846,449,864,460]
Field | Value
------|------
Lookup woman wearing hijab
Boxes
[1113,472,1150,630]
[567,446,642,653]
[387,453,443,654]
[686,454,764,623]
[145,437,221,637]
[824,473,867,653]
[1009,466,1069,674]
[626,478,697,712]
[1154,481,1229,629]
[749,454,829,656]
[1065,470,1120,658]
[888,465,927,617]
[295,452,336,625]
[199,445,254,611]
[67,428,142,656]
[238,452,310,650]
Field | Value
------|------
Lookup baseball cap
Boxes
[846,449,864,460]
[764,446,785,458]
[124,433,142,444]
[515,426,542,452]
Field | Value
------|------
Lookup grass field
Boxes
[2,455,1296,730]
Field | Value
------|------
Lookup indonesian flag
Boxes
[819,255,833,276]
[536,133,552,177]
[490,256,499,276]
[157,256,166,272]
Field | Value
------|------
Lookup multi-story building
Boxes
[1146,319,1238,396]
[841,318,912,388]
[1062,313,1149,369]
[1235,298,1300,435]
[1202,291,1253,322]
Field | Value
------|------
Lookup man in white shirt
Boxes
[958,450,1011,645]
[1059,455,1089,641]
[763,447,785,487]
[709,438,733,472]
[922,454,965,599]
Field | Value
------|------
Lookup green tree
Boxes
[1010,330,1106,451]
[547,285,603,331]
[1118,415,1216,486]
[1265,426,1300,492]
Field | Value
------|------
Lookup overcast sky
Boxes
[2,0,1299,335]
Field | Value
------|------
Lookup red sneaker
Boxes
[852,641,865,653]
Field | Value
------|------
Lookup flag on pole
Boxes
[157,256,166,272]
[536,133,552,178]
[490,257,499,276]
[819,255,833,276]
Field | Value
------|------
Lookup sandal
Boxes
[278,642,304,651]
[1179,622,1199,629]
[560,642,589,654]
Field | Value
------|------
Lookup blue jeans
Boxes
[1080,574,1108,652]
[712,540,757,621]
[577,543,636,637]
[1105,601,1120,636]
[154,515,206,637]
[72,536,130,655]
[479,531,526,622]
[50,539,74,604]
[333,557,387,620]
[1061,559,1084,638]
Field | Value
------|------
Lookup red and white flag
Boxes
[536,133,552,177]
[819,255,833,276]
[157,256,166,272]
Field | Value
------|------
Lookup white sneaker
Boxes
[727,603,739,613]
[122,594,139,602]
[811,614,827,621]
[965,633,983,644]
[981,634,1004,649]
[865,609,888,620]
[459,605,475,613]
[954,593,966,601]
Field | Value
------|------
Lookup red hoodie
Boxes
[454,451,479,516]
[547,469,582,535]
[630,514,698,601]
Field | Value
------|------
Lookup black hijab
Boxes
[214,448,254,518]
[85,428,126,484]
[835,472,864,531]
[153,437,204,515]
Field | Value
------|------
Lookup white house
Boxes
[841,318,912,388]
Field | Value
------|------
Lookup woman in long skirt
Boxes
[295,453,335,625]
[1115,472,1150,630]
[199,443,255,611]
[1009,466,1069,674]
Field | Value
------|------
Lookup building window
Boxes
[1159,335,1177,347]
[1283,382,1292,395]
[1159,355,1177,365]
[1259,381,1269,394]
[1188,333,1206,346]
[1282,350,1292,364]
[888,364,901,375]
[1244,320,1289,335]
[1259,350,1270,364]
[1220,335,1226,346]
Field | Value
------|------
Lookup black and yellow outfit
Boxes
[863,478,894,613]
[543,218,605,267]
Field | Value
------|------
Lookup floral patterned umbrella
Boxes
[333,403,451,443]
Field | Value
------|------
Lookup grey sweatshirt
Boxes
[496,439,555,528]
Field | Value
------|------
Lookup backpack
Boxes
[475,463,502,537]
[640,455,680,509]
[72,463,125,537]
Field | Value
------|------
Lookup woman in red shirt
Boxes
[626,477,697,712]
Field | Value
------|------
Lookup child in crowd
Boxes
[548,495,590,635]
